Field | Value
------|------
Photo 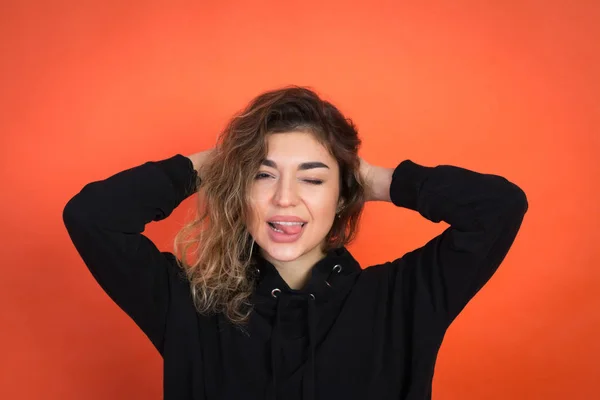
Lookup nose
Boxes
[272,176,300,207]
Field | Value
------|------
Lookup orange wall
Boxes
[1,1,598,399]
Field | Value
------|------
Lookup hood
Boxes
[247,246,362,400]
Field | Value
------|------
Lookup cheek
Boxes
[306,195,337,223]
[246,193,266,231]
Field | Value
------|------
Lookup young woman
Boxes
[63,86,528,400]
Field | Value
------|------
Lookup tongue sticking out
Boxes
[275,223,303,235]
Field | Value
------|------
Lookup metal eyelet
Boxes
[324,281,331,287]
[309,293,315,300]
[271,288,281,298]
[333,264,342,273]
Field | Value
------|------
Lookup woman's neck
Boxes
[262,246,326,290]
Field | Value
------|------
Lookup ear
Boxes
[336,198,345,214]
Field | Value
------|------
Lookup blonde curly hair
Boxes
[173,85,367,326]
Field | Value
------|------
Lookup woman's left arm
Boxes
[361,157,529,325]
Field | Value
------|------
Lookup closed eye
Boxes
[255,173,323,185]
[304,179,323,185]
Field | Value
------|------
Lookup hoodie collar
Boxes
[249,246,362,400]
[254,246,360,295]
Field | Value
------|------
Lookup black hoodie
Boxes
[62,154,528,400]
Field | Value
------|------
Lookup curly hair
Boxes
[173,85,367,326]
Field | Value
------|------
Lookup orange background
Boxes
[1,1,598,399]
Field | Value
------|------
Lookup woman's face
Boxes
[247,131,341,264]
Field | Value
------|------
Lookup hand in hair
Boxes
[186,149,215,175]
[359,156,393,203]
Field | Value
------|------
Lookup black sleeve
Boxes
[388,160,528,326]
[62,154,199,354]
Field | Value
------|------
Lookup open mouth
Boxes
[267,221,306,234]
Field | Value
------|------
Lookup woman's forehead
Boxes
[264,132,337,166]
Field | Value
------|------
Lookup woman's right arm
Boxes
[62,151,209,354]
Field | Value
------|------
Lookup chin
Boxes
[260,243,305,262]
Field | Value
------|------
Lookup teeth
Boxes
[271,221,304,226]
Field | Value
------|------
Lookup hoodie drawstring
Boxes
[267,264,342,400]
[303,294,316,400]
[269,291,283,399]
[269,292,317,400]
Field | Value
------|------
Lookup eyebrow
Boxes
[261,159,330,171]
